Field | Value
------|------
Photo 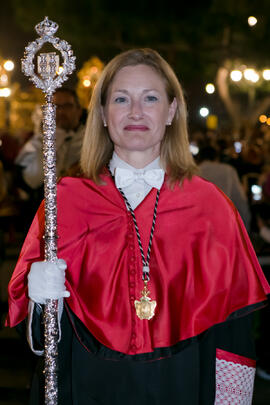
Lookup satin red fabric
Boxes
[6,174,270,355]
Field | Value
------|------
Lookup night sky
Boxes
[1,1,270,129]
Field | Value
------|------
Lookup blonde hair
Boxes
[80,48,197,184]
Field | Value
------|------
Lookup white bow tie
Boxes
[115,167,165,190]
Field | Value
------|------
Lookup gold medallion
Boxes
[134,281,156,320]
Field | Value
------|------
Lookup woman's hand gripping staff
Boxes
[27,259,70,355]
[28,259,70,305]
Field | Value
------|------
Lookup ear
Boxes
[167,98,177,125]
[100,107,107,127]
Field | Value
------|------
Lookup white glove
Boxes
[28,259,70,304]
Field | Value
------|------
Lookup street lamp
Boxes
[3,60,14,72]
[199,107,209,117]
[0,88,11,97]
[230,70,242,82]
[248,16,257,27]
[228,67,270,128]
[229,66,270,84]
[82,78,91,87]
[259,115,267,124]
[205,83,215,94]
[0,74,8,85]
[243,68,259,82]
[262,69,270,80]
[77,57,104,108]
[0,58,15,128]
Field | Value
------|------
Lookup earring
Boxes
[167,121,171,126]
[104,122,107,127]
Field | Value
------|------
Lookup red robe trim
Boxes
[6,174,270,355]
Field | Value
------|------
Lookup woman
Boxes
[7,49,270,404]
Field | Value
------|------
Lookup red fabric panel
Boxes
[216,348,256,368]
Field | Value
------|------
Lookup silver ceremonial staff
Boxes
[22,17,76,404]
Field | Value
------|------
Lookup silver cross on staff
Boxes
[22,16,76,405]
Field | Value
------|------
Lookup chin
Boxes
[124,143,152,151]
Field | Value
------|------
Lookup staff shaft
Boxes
[43,97,59,404]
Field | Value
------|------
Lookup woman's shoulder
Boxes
[56,174,119,209]
[181,175,230,198]
[57,170,111,188]
[57,175,102,191]
[58,175,88,187]
[173,175,237,216]
[56,177,98,204]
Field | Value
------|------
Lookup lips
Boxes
[124,125,149,131]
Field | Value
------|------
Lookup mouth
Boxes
[124,125,149,131]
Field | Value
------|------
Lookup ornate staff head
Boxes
[22,16,76,96]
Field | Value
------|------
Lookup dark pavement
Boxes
[0,233,269,405]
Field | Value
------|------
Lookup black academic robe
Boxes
[29,304,257,405]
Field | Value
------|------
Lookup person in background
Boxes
[15,88,84,190]
[15,88,85,226]
[199,144,251,231]
[6,49,270,404]
[252,200,270,381]
[0,133,20,243]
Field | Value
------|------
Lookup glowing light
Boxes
[0,87,11,97]
[244,68,254,81]
[90,66,98,74]
[83,79,91,87]
[234,142,242,153]
[259,115,267,123]
[56,66,64,75]
[207,115,218,130]
[263,69,270,80]
[3,60,14,71]
[0,74,8,84]
[230,70,242,82]
[189,142,199,156]
[199,107,209,117]
[205,83,215,94]
[251,185,262,201]
[244,68,259,82]
[251,72,259,83]
[267,118,270,126]
[248,16,257,27]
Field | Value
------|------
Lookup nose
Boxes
[128,100,143,120]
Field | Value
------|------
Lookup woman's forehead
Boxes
[109,64,166,92]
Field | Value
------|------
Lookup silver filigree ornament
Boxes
[22,16,76,95]
[21,17,76,405]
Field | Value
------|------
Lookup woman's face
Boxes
[103,64,177,159]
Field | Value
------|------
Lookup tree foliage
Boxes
[9,0,270,82]
[2,1,270,131]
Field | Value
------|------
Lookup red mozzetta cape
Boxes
[6,174,270,355]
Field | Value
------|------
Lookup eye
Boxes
[145,95,158,102]
[114,96,127,103]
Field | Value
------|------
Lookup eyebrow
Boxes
[112,89,159,94]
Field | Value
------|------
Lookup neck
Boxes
[114,148,160,169]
